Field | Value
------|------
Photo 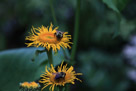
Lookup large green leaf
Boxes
[113,0,129,11]
[102,0,130,38]
[0,47,66,91]
[102,0,120,13]
[102,0,129,13]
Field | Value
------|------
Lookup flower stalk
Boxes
[71,0,81,63]
[47,49,53,66]
[49,0,57,25]
[58,86,65,91]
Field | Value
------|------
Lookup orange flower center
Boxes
[38,33,59,44]
[65,73,71,81]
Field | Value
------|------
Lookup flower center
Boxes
[38,33,59,44]
[50,72,66,83]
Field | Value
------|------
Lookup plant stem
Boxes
[49,0,57,25]
[57,87,60,91]
[47,49,53,66]
[58,86,65,91]
[65,84,70,91]
[71,0,81,63]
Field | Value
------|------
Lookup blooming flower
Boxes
[19,81,40,89]
[39,61,82,91]
[25,23,72,52]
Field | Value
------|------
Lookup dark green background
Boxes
[0,0,136,91]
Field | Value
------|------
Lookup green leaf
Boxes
[0,47,66,91]
[102,0,130,38]
[102,0,129,13]
[102,0,120,13]
[113,0,129,11]
[120,18,136,39]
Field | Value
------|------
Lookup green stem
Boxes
[47,49,53,66]
[71,0,81,63]
[58,86,65,91]
[66,84,70,91]
[49,0,57,25]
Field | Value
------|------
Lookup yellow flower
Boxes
[25,23,72,52]
[39,61,82,91]
[20,81,40,89]
[30,82,40,88]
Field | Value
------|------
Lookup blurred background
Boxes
[1,0,136,91]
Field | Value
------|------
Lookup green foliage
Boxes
[0,0,135,91]
[102,0,120,13]
[102,0,129,13]
[77,0,135,49]
[120,18,136,39]
[0,48,65,91]
[113,0,130,11]
[78,49,129,91]
[101,0,131,39]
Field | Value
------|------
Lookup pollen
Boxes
[39,61,82,91]
[25,23,72,52]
